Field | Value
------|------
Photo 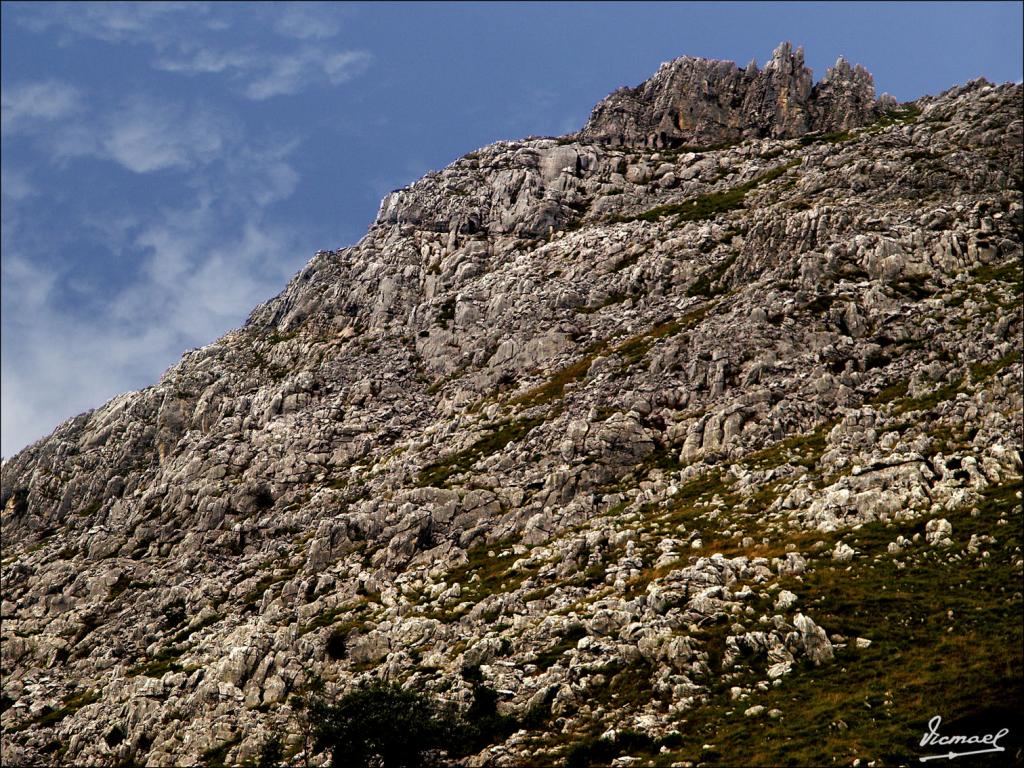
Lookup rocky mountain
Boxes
[579,43,885,148]
[2,44,1022,768]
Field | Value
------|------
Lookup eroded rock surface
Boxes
[1,47,1022,768]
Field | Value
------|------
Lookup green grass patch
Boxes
[652,480,1022,767]
[970,260,1024,294]
[199,734,243,768]
[240,563,300,611]
[869,379,909,405]
[512,341,608,409]
[616,160,800,225]
[9,689,99,731]
[891,379,964,415]
[267,329,299,345]
[969,348,1021,382]
[416,416,546,487]
[426,541,543,621]
[534,625,587,671]
[127,644,188,678]
[300,600,371,635]
[747,421,835,472]
[798,129,856,146]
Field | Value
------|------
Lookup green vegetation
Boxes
[9,689,99,731]
[309,681,460,768]
[890,274,934,300]
[798,128,857,146]
[299,599,371,636]
[425,541,542,620]
[649,481,1022,767]
[876,103,922,127]
[565,729,673,768]
[267,329,299,345]
[512,341,608,409]
[127,645,187,678]
[616,160,800,225]
[240,563,300,612]
[294,672,551,768]
[254,735,285,768]
[969,348,1021,382]
[199,734,243,768]
[251,348,288,382]
[891,379,964,415]
[534,625,587,670]
[614,318,685,368]
[416,416,545,487]
[869,379,910,405]
[577,292,629,314]
[970,260,1023,286]
[79,499,102,518]
[747,421,835,472]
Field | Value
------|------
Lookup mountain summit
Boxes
[1,46,1022,768]
[581,42,882,147]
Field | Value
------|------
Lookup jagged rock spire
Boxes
[579,42,880,148]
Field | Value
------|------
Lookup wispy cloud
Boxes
[0,141,308,456]
[1,80,82,133]
[1,3,370,456]
[152,47,255,75]
[274,3,341,40]
[15,3,369,100]
[154,44,371,100]
[104,100,233,173]
[244,48,371,100]
[44,98,236,174]
[15,2,212,46]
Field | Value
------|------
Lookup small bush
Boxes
[312,681,458,768]
[255,735,285,768]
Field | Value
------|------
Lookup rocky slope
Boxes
[2,45,1022,768]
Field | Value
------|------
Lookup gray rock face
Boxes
[580,43,879,148]
[1,48,1022,768]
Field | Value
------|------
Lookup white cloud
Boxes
[45,98,236,174]
[13,4,371,101]
[244,48,371,100]
[153,47,255,75]
[105,101,232,173]
[16,2,210,46]
[1,84,310,456]
[274,4,340,40]
[0,161,308,457]
[323,50,372,84]
[1,81,82,134]
[153,43,371,99]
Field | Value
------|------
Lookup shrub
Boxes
[255,735,284,768]
[312,681,458,768]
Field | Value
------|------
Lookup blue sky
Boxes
[2,1,1022,457]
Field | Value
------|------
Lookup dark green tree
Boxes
[312,681,458,768]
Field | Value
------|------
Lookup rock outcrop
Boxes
[580,42,879,147]
[1,46,1021,768]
